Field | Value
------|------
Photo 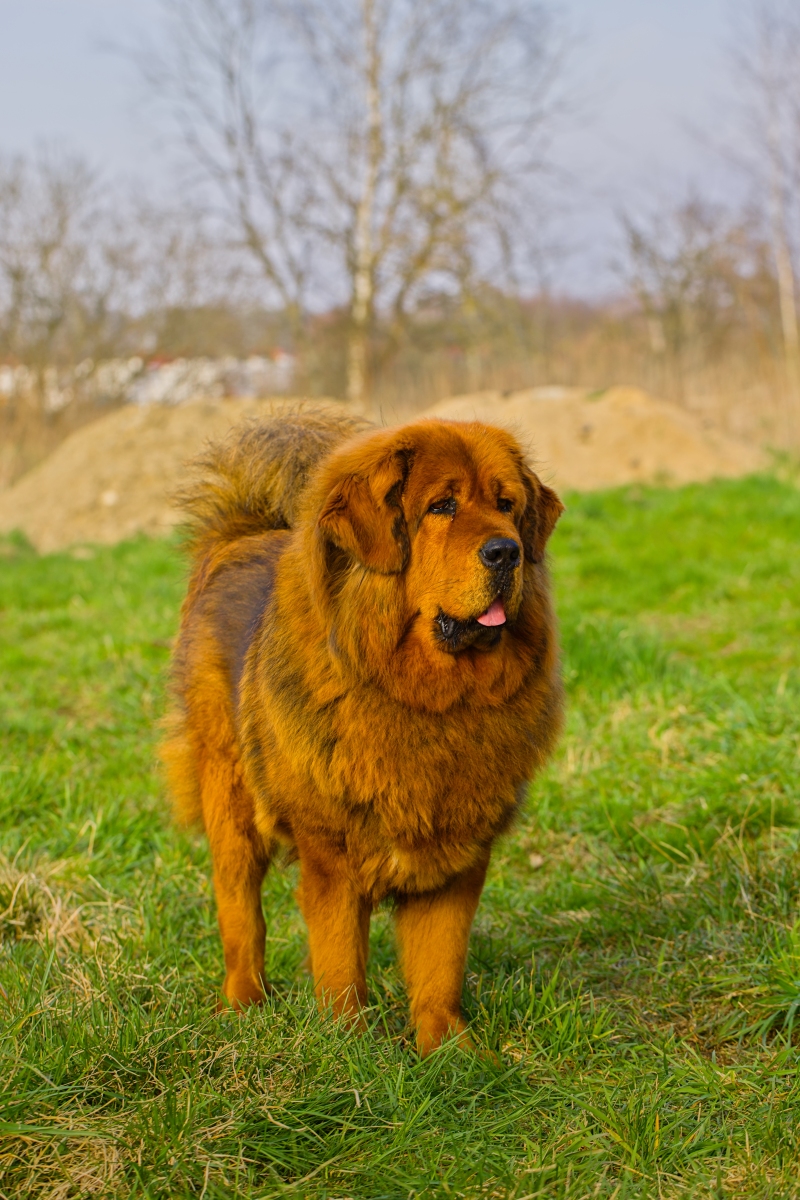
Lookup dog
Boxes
[163,406,564,1055]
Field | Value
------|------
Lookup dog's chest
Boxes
[327,687,532,842]
[248,648,553,892]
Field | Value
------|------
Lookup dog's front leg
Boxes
[395,853,490,1056]
[297,844,371,1028]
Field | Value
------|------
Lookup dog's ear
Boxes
[518,463,564,564]
[318,447,411,573]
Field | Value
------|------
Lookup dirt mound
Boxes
[0,386,768,552]
[426,385,767,491]
[0,397,344,553]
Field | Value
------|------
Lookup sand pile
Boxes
[0,386,768,552]
[0,397,340,554]
[427,386,767,491]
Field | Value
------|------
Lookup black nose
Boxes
[478,537,520,570]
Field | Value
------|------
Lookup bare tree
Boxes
[619,196,777,402]
[136,0,568,404]
[0,150,110,367]
[730,0,800,404]
[0,148,248,373]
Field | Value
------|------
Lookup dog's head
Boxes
[312,419,562,667]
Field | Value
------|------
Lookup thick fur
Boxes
[164,407,564,1054]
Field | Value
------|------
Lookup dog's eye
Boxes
[497,498,514,514]
[428,498,456,516]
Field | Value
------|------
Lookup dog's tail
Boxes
[178,404,371,557]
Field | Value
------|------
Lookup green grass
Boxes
[1,472,800,1198]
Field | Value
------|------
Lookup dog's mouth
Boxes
[476,597,506,627]
[435,597,507,653]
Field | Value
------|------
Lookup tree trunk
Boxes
[767,88,800,433]
[347,0,382,407]
[770,188,800,399]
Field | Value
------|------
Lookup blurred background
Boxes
[1,0,799,499]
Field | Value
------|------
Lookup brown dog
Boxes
[163,407,564,1054]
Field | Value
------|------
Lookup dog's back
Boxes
[163,405,369,826]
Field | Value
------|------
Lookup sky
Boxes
[553,0,744,289]
[0,0,745,296]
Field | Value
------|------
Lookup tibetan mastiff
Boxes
[164,407,564,1055]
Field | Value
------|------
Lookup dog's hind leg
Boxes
[201,753,272,1008]
[395,853,489,1056]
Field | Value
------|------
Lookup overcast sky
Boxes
[0,0,744,296]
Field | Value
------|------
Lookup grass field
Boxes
[2,473,800,1199]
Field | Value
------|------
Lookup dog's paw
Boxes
[218,973,272,1012]
[414,1012,474,1057]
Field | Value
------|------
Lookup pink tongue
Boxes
[477,598,506,627]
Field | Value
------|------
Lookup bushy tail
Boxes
[178,403,371,556]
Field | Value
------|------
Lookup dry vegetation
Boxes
[3,0,800,489]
